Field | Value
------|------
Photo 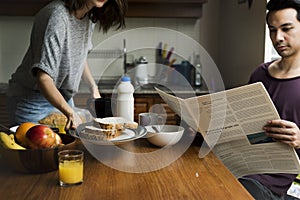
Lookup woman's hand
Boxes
[36,70,78,130]
[263,119,300,148]
[91,85,101,98]
[65,111,82,131]
[82,60,101,98]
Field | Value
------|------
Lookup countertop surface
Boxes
[0,83,8,93]
[1,82,209,96]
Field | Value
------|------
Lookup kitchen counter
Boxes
[0,82,209,96]
[97,84,208,96]
[79,80,209,96]
[0,83,8,94]
[0,139,254,200]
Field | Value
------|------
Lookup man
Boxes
[239,0,300,199]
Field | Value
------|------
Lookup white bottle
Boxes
[117,76,134,122]
[194,54,202,86]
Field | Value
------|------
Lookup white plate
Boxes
[9,126,18,133]
[68,122,147,145]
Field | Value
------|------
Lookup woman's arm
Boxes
[82,60,101,98]
[36,70,79,130]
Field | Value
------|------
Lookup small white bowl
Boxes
[145,125,184,147]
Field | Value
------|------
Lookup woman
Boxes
[7,0,128,130]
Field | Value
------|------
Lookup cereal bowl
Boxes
[145,125,184,147]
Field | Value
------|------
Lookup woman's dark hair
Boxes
[266,0,300,22]
[63,0,128,33]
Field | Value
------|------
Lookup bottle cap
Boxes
[181,60,190,66]
[121,76,131,82]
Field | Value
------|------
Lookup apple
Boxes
[55,133,62,145]
[26,125,62,149]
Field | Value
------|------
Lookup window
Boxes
[264,0,280,62]
[264,27,280,62]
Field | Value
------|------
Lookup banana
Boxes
[0,132,26,150]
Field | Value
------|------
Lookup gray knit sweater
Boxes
[8,0,94,100]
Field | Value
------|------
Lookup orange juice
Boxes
[59,160,83,184]
[58,150,84,186]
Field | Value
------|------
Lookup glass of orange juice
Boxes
[58,150,84,187]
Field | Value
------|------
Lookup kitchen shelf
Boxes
[0,0,207,18]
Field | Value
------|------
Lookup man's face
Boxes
[267,8,300,58]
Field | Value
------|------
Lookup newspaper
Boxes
[156,82,300,178]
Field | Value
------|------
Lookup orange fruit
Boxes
[15,122,36,147]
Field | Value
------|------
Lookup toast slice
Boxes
[84,125,122,140]
[94,117,138,130]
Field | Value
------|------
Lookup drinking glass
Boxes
[58,150,84,187]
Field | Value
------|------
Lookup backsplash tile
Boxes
[89,17,200,79]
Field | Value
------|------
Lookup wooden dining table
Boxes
[0,135,254,200]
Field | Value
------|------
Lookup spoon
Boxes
[152,126,160,133]
[0,123,14,133]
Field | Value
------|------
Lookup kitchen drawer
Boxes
[73,93,89,109]
[134,96,155,121]
[152,102,179,125]
[134,103,148,120]
[135,94,178,125]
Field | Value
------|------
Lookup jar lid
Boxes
[121,76,131,82]
[181,60,190,65]
[137,56,148,64]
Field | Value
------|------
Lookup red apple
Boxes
[26,125,60,149]
[55,133,63,145]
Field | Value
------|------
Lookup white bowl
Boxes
[145,125,184,147]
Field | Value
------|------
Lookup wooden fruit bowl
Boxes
[0,134,77,173]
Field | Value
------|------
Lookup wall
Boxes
[0,16,200,83]
[215,0,266,88]
[0,0,267,89]
[0,16,33,82]
[200,0,220,67]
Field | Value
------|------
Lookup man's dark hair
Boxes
[266,0,300,22]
